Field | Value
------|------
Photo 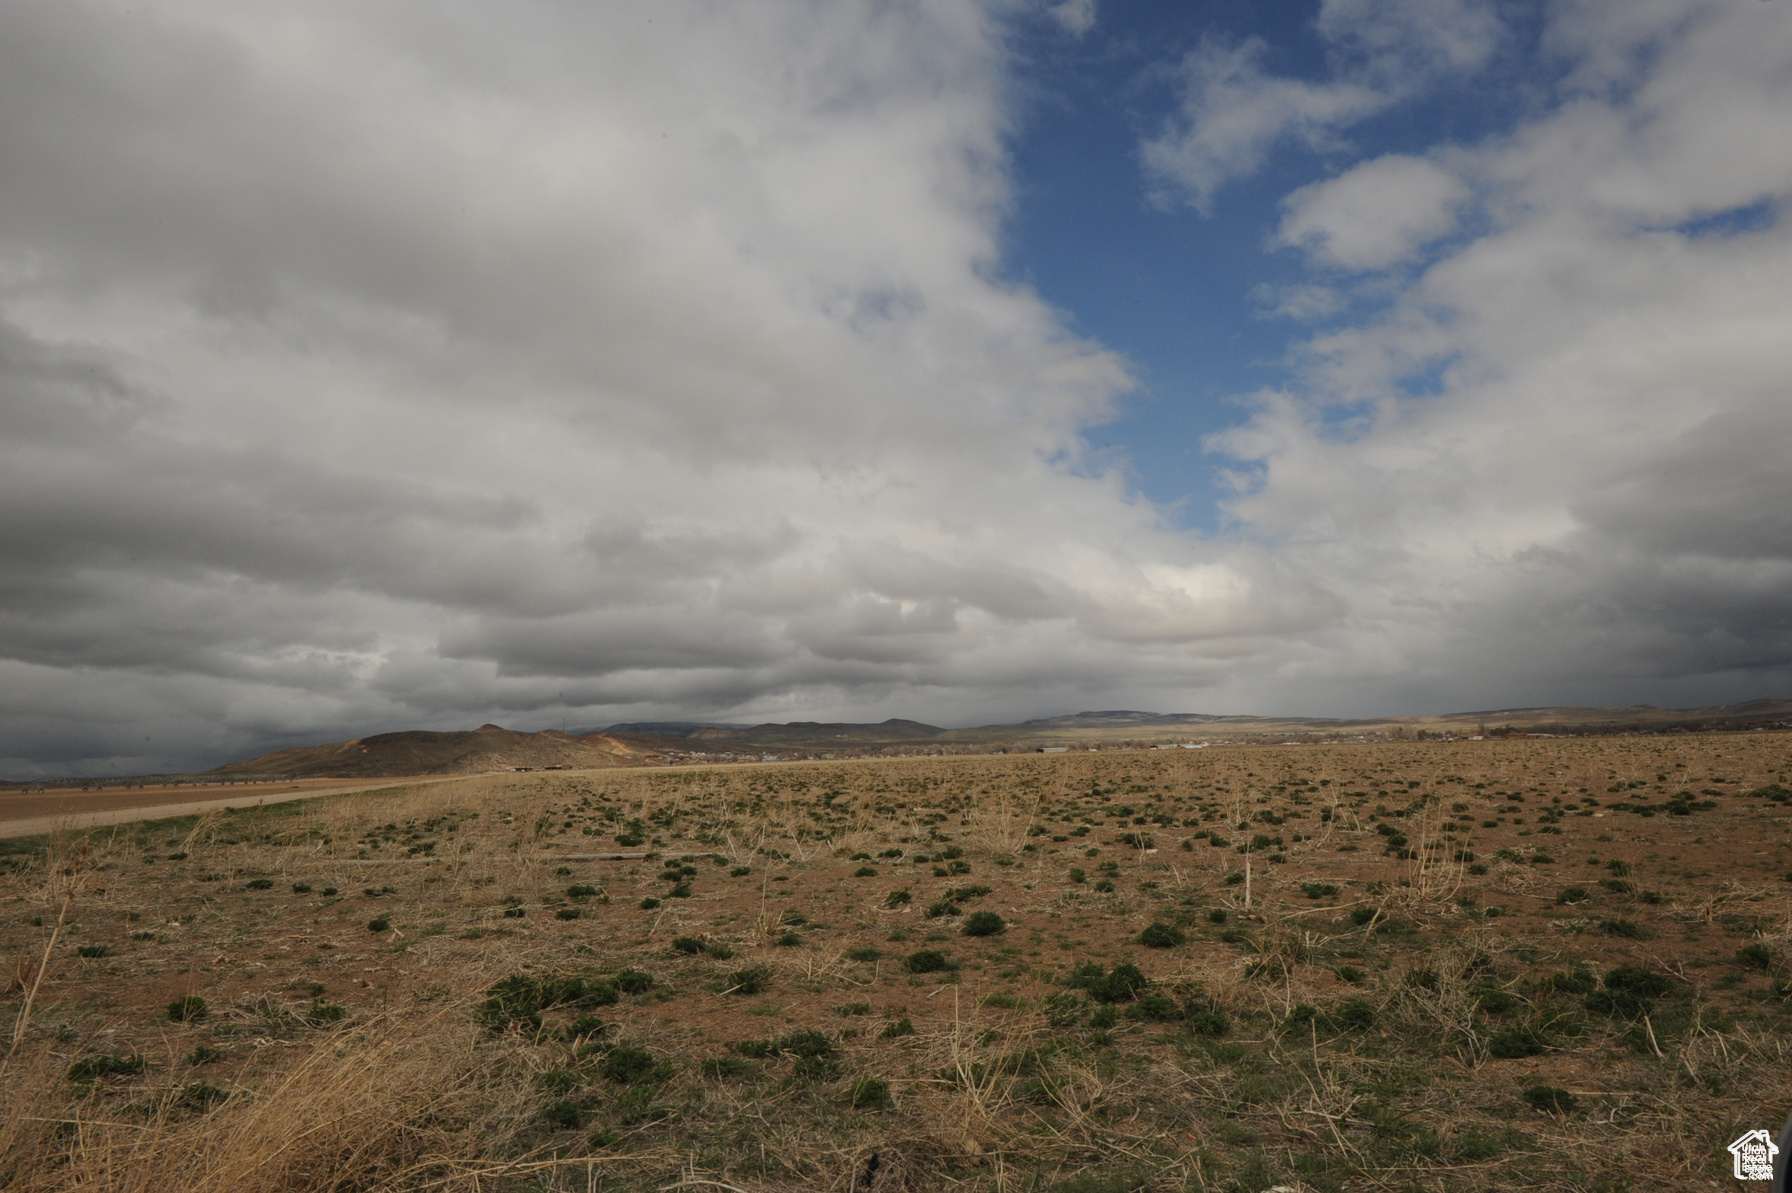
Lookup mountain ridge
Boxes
[11,698,1789,785]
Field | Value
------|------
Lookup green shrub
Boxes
[76,944,108,958]
[306,1000,346,1025]
[1300,882,1339,900]
[1335,1000,1377,1030]
[1487,1026,1547,1058]
[179,1082,228,1111]
[1555,886,1590,904]
[1736,943,1774,970]
[540,1099,585,1129]
[639,897,660,910]
[1544,969,1595,995]
[904,950,956,974]
[793,1053,842,1081]
[700,1056,759,1080]
[854,866,878,877]
[367,917,390,932]
[1206,908,1228,924]
[1475,988,1518,1015]
[1125,991,1180,1022]
[962,911,1005,937]
[884,889,911,908]
[1183,995,1231,1036]
[534,1068,582,1095]
[564,1015,608,1041]
[1521,1084,1576,1115]
[671,936,705,954]
[1603,965,1672,997]
[615,970,654,994]
[291,882,312,893]
[555,908,581,920]
[474,974,619,1030]
[1138,921,1185,948]
[846,946,882,962]
[67,1053,146,1082]
[775,1029,836,1058]
[1077,962,1147,1004]
[849,1075,892,1110]
[167,995,207,1022]
[566,884,599,898]
[879,1016,916,1039]
[245,878,273,890]
[601,1046,671,1085]
[725,965,771,995]
[1580,965,1674,1017]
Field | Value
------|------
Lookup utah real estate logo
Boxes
[1729,1128,1778,1182]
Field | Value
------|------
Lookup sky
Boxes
[3,0,1791,777]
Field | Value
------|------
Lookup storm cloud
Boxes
[2,0,1790,776]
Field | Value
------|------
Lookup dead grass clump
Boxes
[0,1004,533,1193]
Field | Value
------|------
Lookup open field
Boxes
[3,735,1791,1192]
[0,775,486,840]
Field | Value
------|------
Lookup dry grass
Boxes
[3,737,1792,1190]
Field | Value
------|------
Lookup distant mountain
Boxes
[167,696,1792,782]
[607,718,945,753]
[601,722,750,737]
[206,724,658,779]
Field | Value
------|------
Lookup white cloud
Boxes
[1144,0,1502,212]
[0,0,1330,775]
[1048,0,1097,38]
[1277,155,1470,270]
[1142,39,1384,215]
[1316,0,1504,80]
[1251,282,1347,321]
[1208,0,1792,713]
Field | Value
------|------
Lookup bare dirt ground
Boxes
[3,735,1790,1192]
[0,775,488,839]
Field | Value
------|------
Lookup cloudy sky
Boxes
[4,0,1790,776]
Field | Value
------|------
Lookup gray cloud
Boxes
[0,1,1295,776]
[1205,0,1792,715]
[3,0,1789,777]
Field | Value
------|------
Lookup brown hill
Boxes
[206,724,658,779]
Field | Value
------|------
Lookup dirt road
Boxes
[0,773,492,839]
